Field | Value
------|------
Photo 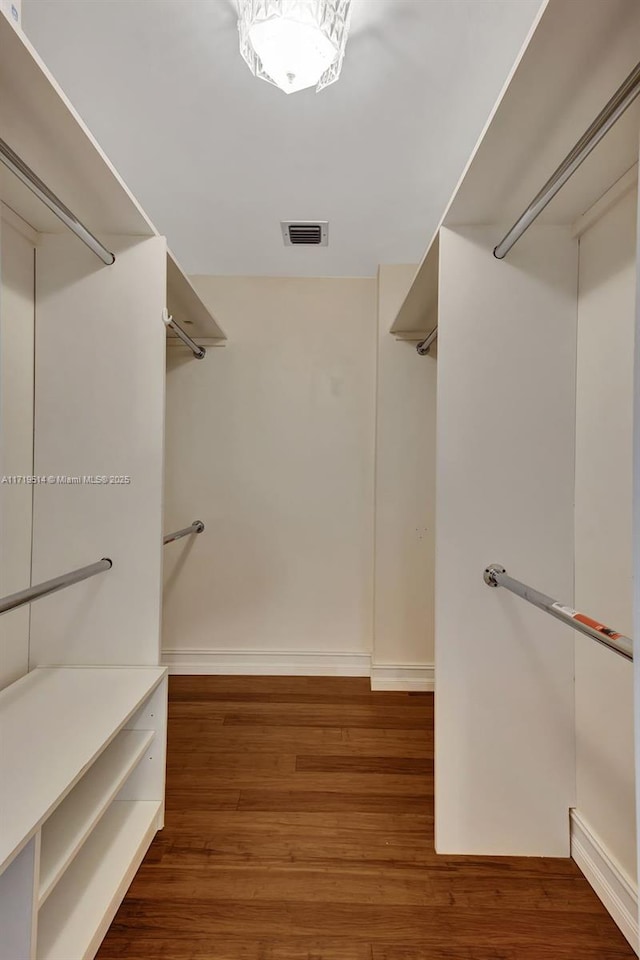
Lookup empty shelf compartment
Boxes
[39,728,154,904]
[37,799,160,960]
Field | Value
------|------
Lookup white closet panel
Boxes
[29,235,166,667]
[373,265,436,682]
[574,181,637,887]
[0,214,35,689]
[435,225,577,856]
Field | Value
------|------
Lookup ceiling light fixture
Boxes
[237,0,352,95]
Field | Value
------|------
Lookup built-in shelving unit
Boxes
[0,667,166,959]
[402,0,640,949]
[0,7,189,958]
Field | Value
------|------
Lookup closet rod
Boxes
[416,326,438,355]
[164,520,205,545]
[0,558,112,616]
[493,60,640,259]
[483,564,633,662]
[163,312,206,359]
[0,137,115,265]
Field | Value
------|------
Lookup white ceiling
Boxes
[23,0,542,277]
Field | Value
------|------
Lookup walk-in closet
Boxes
[1,0,640,956]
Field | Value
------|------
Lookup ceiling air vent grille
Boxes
[281,221,329,246]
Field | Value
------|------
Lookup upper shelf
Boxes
[390,235,439,340]
[0,13,153,238]
[0,13,226,341]
[166,251,226,341]
[391,0,640,336]
[446,0,640,229]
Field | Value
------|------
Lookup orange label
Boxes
[574,613,621,641]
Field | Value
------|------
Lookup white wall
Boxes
[372,265,436,690]
[0,213,34,689]
[574,181,637,884]
[163,276,377,674]
[29,234,166,667]
[435,225,577,856]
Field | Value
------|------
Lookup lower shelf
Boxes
[39,729,154,906]
[37,799,160,960]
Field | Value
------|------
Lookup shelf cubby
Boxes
[37,800,161,960]
[38,728,154,906]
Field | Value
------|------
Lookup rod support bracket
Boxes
[484,564,505,587]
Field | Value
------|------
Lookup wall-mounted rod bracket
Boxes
[162,309,206,359]
[0,136,115,265]
[416,326,438,355]
[483,564,505,587]
[493,60,640,259]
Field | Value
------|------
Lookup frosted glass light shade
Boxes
[237,0,351,94]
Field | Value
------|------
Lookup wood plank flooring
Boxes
[97,676,635,960]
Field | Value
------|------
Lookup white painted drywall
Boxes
[372,265,436,688]
[162,277,376,667]
[29,234,166,667]
[575,181,637,884]
[435,225,577,856]
[0,215,34,689]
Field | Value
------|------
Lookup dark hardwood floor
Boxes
[97,676,635,960]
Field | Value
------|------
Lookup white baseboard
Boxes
[163,649,435,691]
[162,649,371,677]
[570,809,638,954]
[370,663,434,692]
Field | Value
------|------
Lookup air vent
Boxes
[281,221,329,246]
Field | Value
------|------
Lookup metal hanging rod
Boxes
[494,60,640,260]
[0,137,115,266]
[162,310,206,359]
[164,520,205,546]
[484,564,632,662]
[416,326,438,356]
[0,558,112,617]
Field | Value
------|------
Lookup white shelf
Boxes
[445,0,640,229]
[0,14,153,237]
[0,17,226,342]
[390,0,640,336]
[39,729,154,906]
[390,234,439,337]
[37,800,160,960]
[166,250,226,341]
[0,666,166,873]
